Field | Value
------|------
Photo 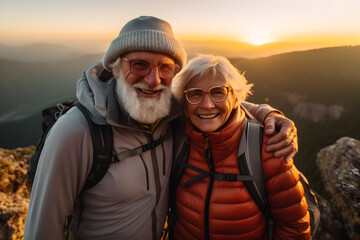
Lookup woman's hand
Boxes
[263,112,298,163]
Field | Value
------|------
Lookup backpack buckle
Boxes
[224,173,237,181]
[142,141,157,152]
[97,154,115,163]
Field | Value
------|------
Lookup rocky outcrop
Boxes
[316,137,360,240]
[0,147,34,240]
[315,193,349,240]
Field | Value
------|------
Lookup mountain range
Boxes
[0,44,359,196]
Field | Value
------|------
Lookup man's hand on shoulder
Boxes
[263,112,298,163]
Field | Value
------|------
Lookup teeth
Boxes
[199,114,217,119]
[141,89,158,94]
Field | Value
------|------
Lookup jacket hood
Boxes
[76,61,183,128]
[76,61,113,125]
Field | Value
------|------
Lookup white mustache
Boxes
[133,82,167,91]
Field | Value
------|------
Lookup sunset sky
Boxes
[1,0,360,56]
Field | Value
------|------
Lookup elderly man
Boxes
[24,16,297,240]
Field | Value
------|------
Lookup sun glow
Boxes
[244,28,273,46]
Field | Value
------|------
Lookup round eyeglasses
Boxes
[121,56,180,79]
[184,86,231,104]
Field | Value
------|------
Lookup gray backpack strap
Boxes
[113,129,172,162]
[246,120,267,205]
[238,120,267,209]
[238,120,272,240]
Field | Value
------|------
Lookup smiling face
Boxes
[114,51,177,124]
[185,73,238,133]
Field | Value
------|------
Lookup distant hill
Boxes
[0,53,103,123]
[182,39,325,59]
[0,53,101,149]
[0,41,323,63]
[0,43,87,62]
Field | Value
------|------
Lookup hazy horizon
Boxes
[1,0,360,58]
[1,39,357,61]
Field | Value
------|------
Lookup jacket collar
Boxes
[185,106,246,165]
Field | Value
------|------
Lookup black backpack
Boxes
[28,100,113,190]
[28,67,116,188]
[167,120,320,240]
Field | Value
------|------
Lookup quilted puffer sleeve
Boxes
[261,134,311,240]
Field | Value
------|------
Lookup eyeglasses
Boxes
[184,86,231,104]
[121,56,180,79]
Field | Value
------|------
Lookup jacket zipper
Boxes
[204,134,214,240]
[148,133,162,240]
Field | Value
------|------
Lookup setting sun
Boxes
[243,28,273,46]
[0,0,359,54]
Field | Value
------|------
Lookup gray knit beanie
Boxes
[102,16,187,71]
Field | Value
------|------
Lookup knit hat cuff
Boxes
[102,30,186,71]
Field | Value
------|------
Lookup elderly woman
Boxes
[170,55,310,240]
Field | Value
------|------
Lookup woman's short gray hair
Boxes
[172,54,253,105]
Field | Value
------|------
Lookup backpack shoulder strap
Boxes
[63,102,113,237]
[238,120,274,240]
[75,102,113,191]
[237,120,268,215]
[166,119,189,240]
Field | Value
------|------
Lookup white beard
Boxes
[116,73,172,124]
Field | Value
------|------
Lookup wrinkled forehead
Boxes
[186,71,228,89]
[122,51,176,63]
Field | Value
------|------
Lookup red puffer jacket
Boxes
[174,107,310,240]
